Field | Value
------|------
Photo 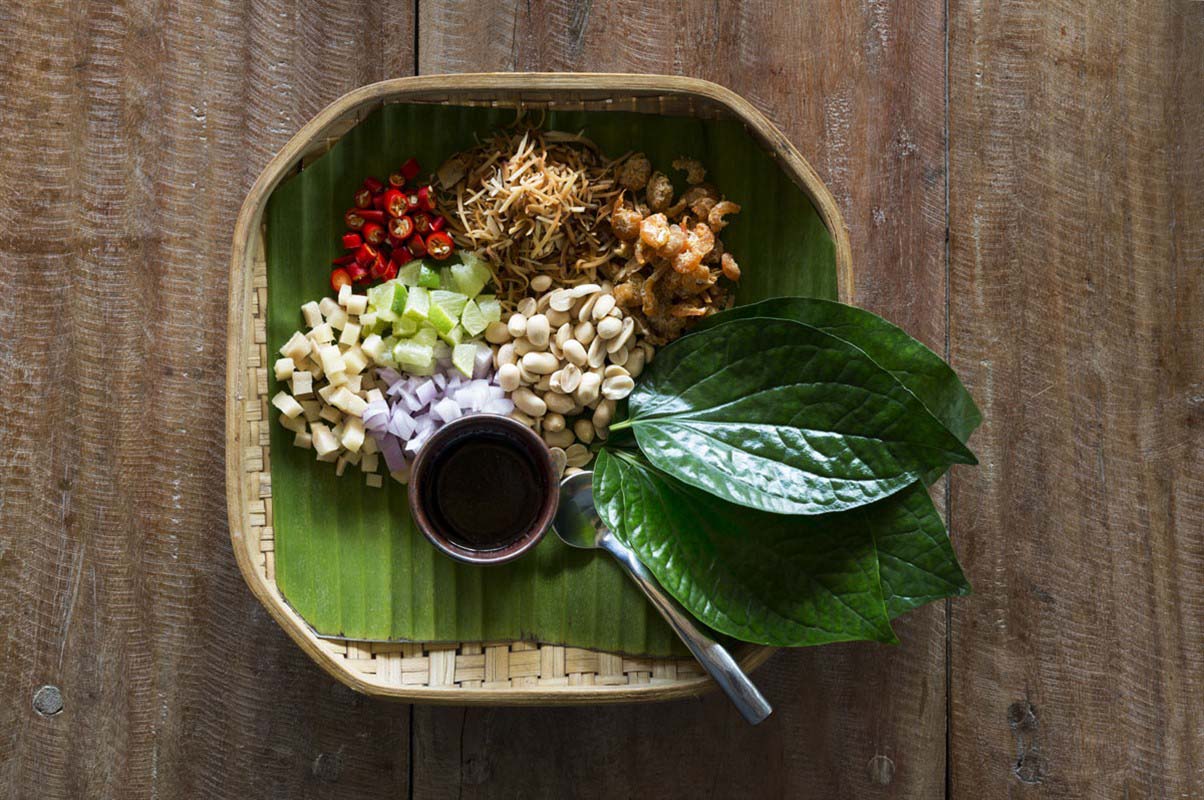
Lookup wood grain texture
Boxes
[415,1,951,797]
[948,1,1204,796]
[0,2,416,798]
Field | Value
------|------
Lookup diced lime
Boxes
[397,261,422,286]
[392,315,419,337]
[367,283,398,322]
[388,281,408,317]
[460,299,488,336]
[393,341,434,371]
[427,301,456,335]
[439,266,456,290]
[450,256,493,298]
[439,325,465,347]
[360,310,379,331]
[410,325,438,347]
[432,341,452,360]
[452,343,478,377]
[417,263,441,289]
[475,295,502,323]
[430,289,469,318]
[403,286,430,321]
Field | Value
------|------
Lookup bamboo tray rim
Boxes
[226,72,852,704]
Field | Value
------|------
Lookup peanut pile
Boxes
[483,278,653,476]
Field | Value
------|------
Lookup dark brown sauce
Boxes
[422,432,545,551]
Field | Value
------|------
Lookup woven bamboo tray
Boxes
[226,73,853,704]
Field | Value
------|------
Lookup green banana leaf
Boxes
[265,102,837,656]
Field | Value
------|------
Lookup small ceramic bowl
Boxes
[408,415,558,565]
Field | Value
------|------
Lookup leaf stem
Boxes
[608,419,633,432]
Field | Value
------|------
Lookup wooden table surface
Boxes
[1,2,1199,797]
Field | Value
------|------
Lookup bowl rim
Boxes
[227,72,852,704]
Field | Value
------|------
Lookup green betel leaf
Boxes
[594,449,897,646]
[696,296,982,447]
[618,317,977,515]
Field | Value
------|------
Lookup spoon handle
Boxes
[600,534,773,725]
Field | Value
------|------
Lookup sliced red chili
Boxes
[358,209,385,223]
[341,232,362,250]
[400,157,421,181]
[362,176,385,194]
[407,234,428,259]
[362,222,387,246]
[390,244,412,265]
[372,192,387,211]
[368,253,388,280]
[429,215,446,232]
[380,261,399,281]
[344,208,366,230]
[353,187,372,209]
[330,268,353,293]
[388,171,406,189]
[425,231,454,260]
[388,215,414,241]
[346,261,370,284]
[404,191,421,213]
[382,189,407,218]
[411,212,432,235]
[354,243,378,266]
[331,254,356,266]
[416,185,436,212]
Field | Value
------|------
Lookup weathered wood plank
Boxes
[0,2,415,798]
[414,1,951,797]
[947,1,1203,795]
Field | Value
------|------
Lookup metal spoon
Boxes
[553,471,773,725]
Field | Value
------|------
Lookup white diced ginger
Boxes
[343,374,363,394]
[342,346,368,376]
[338,283,353,307]
[317,344,345,376]
[280,331,311,361]
[390,470,409,485]
[318,404,342,424]
[293,430,312,449]
[360,311,378,330]
[291,371,313,397]
[326,307,349,331]
[274,357,296,382]
[361,334,386,363]
[271,391,303,418]
[361,452,379,473]
[329,386,368,417]
[301,301,323,329]
[346,294,368,315]
[335,456,348,477]
[331,420,345,440]
[279,413,306,434]
[365,473,383,488]
[310,423,340,459]
[327,370,348,387]
[319,296,340,319]
[361,436,378,455]
[343,449,361,466]
[339,322,361,347]
[307,322,334,345]
[366,388,385,404]
[299,400,321,422]
[340,417,365,453]
[318,384,338,403]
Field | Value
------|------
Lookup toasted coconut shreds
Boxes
[435,128,625,309]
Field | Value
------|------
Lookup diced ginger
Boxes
[339,322,361,347]
[307,322,334,345]
[293,431,312,449]
[280,331,311,361]
[327,370,348,387]
[366,388,385,404]
[361,436,378,455]
[271,391,303,418]
[329,386,368,417]
[343,449,361,466]
[279,413,306,434]
[346,294,368,315]
[338,283,352,307]
[319,296,340,319]
[342,347,368,376]
[361,334,386,363]
[390,469,409,485]
[340,417,365,453]
[291,371,313,397]
[318,384,338,403]
[326,307,349,331]
[310,422,340,459]
[343,374,363,394]
[299,400,321,422]
[361,452,379,473]
[318,403,342,424]
[331,421,345,440]
[335,456,348,477]
[365,474,383,488]
[301,301,323,329]
[274,357,295,382]
[317,344,345,376]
